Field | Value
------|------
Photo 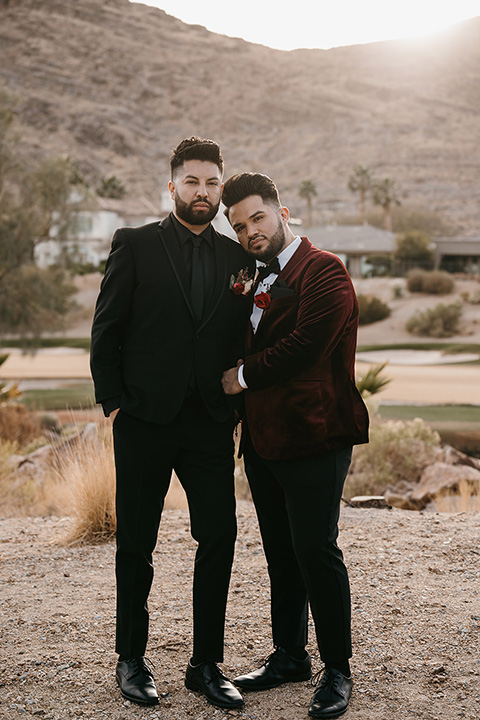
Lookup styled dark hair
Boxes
[170,137,224,178]
[222,172,281,212]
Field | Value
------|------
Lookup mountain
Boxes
[1,0,480,233]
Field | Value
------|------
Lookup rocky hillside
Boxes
[1,0,480,232]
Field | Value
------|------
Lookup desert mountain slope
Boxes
[1,0,480,231]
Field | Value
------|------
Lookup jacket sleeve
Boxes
[90,229,136,404]
[242,255,357,390]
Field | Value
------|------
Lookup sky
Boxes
[130,0,480,50]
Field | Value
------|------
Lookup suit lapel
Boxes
[157,215,195,319]
[249,237,312,344]
[197,229,228,330]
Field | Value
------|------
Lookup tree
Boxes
[347,165,372,224]
[0,86,80,338]
[394,231,433,263]
[97,174,126,199]
[298,179,317,227]
[371,177,401,232]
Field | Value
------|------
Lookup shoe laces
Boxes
[127,656,155,678]
[259,646,283,668]
[310,666,340,690]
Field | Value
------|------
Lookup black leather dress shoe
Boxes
[308,667,353,718]
[185,660,244,709]
[116,657,159,706]
[234,647,312,691]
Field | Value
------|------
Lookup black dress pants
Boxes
[243,442,352,663]
[112,396,236,662]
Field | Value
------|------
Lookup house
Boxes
[304,224,395,277]
[433,237,480,274]
[34,196,165,268]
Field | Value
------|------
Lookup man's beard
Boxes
[249,218,287,263]
[174,191,219,226]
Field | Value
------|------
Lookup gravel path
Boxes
[1,501,479,720]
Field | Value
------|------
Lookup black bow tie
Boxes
[256,257,280,283]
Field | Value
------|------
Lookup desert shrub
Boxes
[406,269,427,293]
[0,404,43,445]
[406,301,463,338]
[421,271,455,295]
[357,294,391,325]
[0,438,41,515]
[345,418,441,498]
[406,269,455,295]
[461,290,480,305]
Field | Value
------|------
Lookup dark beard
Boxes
[251,219,287,263]
[174,191,219,226]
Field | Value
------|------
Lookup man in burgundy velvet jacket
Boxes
[221,173,369,720]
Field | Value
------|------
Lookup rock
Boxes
[411,462,480,508]
[435,445,480,471]
[349,496,391,509]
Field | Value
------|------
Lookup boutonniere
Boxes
[230,267,253,296]
[254,291,271,309]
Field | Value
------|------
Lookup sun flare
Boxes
[130,1,480,50]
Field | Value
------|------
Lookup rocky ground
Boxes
[1,501,479,720]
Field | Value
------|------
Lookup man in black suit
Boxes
[90,138,255,710]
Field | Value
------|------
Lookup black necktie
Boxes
[190,236,204,321]
[256,257,280,284]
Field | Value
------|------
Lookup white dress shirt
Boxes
[238,236,302,389]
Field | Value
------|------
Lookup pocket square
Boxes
[270,279,295,299]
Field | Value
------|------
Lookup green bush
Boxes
[345,418,441,498]
[357,294,391,325]
[406,301,463,338]
[406,269,455,295]
[395,231,433,262]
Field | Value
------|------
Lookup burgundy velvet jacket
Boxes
[242,237,369,461]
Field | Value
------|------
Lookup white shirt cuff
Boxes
[237,364,248,389]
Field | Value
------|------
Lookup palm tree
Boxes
[298,180,317,227]
[347,165,372,224]
[371,177,401,232]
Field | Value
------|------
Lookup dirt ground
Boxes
[1,277,480,720]
[1,502,479,720]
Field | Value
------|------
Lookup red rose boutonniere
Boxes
[230,267,253,296]
[254,291,271,309]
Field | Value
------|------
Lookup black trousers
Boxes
[112,396,236,662]
[243,442,352,663]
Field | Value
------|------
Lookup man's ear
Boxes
[280,206,290,224]
[168,180,175,200]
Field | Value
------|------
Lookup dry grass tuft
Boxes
[0,403,43,445]
[49,428,117,545]
[431,478,480,513]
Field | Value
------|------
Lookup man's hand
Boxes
[222,360,244,395]
[109,408,120,422]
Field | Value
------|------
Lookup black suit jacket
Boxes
[90,214,255,424]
